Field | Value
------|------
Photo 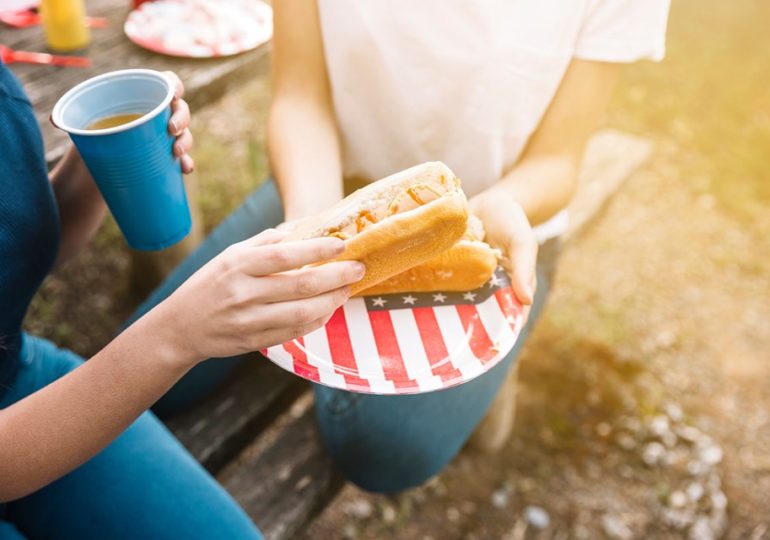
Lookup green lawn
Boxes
[609,0,770,223]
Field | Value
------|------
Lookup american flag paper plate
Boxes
[125,0,272,58]
[261,268,524,395]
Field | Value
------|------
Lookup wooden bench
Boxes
[165,130,654,540]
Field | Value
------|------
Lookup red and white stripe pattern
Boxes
[263,268,524,395]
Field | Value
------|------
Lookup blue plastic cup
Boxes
[52,69,191,251]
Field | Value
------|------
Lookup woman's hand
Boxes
[154,229,364,367]
[163,71,195,174]
[469,188,538,307]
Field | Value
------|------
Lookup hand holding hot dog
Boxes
[151,229,366,366]
[469,189,538,307]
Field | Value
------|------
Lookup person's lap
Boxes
[313,239,559,492]
[0,182,284,538]
[0,336,261,540]
[0,183,283,539]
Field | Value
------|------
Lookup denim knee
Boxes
[322,427,449,494]
[314,388,456,494]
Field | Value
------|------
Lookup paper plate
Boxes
[262,268,524,395]
[124,0,272,58]
[0,0,38,13]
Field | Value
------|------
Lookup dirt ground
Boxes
[23,0,769,538]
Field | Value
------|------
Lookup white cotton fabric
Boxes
[317,0,670,241]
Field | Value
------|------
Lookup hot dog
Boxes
[357,214,500,296]
[286,162,469,294]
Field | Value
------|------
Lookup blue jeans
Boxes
[0,336,262,540]
[130,180,559,492]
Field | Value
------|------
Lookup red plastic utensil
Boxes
[0,10,108,28]
[0,44,92,67]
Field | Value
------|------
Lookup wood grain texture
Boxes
[167,355,304,474]
[220,400,345,540]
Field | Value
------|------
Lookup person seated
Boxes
[0,65,364,539]
[265,0,670,492]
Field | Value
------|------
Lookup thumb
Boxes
[505,231,538,306]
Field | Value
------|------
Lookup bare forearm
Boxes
[268,98,343,221]
[492,154,579,226]
[0,305,197,502]
[483,59,620,226]
[50,147,106,265]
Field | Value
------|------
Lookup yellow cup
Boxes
[40,0,91,52]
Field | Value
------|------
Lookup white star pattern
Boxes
[488,274,502,288]
[463,292,477,302]
[371,297,387,307]
[432,293,447,303]
[402,295,417,305]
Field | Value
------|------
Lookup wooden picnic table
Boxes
[2,0,270,167]
[3,0,272,294]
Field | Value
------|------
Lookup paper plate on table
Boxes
[0,0,38,13]
[261,268,525,395]
[124,0,272,58]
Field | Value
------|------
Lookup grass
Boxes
[191,75,272,232]
[608,0,770,223]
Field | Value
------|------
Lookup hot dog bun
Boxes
[357,215,500,296]
[287,162,468,294]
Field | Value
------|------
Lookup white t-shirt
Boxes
[317,0,670,242]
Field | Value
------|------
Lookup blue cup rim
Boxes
[51,69,174,137]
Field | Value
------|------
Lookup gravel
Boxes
[601,514,633,540]
[524,506,551,529]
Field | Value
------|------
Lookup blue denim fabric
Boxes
[313,239,557,492]
[0,336,262,540]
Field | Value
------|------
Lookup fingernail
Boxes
[352,262,366,279]
[182,155,194,173]
[170,119,180,135]
[175,142,184,156]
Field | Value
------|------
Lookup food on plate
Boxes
[286,162,468,294]
[357,214,500,296]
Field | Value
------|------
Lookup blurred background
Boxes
[23,0,769,538]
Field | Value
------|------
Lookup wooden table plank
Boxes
[166,355,304,474]
[219,396,345,540]
[3,0,270,166]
